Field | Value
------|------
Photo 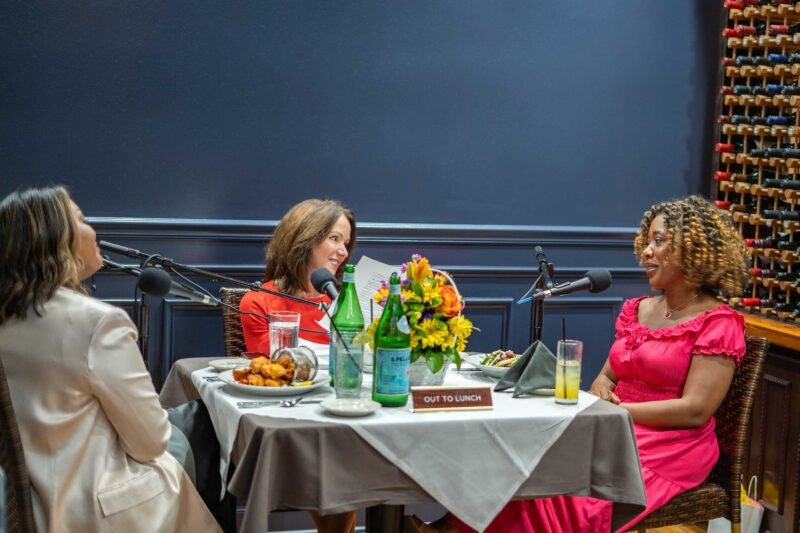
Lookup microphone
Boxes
[518,269,612,303]
[137,268,219,306]
[311,268,339,301]
[535,245,553,289]
[99,241,151,260]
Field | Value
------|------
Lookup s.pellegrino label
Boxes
[374,347,411,396]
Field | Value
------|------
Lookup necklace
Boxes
[664,293,700,318]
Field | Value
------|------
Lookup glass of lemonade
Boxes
[555,339,582,405]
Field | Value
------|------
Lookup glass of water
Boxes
[269,311,300,357]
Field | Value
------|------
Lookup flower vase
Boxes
[409,352,451,387]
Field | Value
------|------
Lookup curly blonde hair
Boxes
[0,186,86,324]
[633,195,748,297]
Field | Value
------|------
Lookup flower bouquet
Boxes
[371,254,474,375]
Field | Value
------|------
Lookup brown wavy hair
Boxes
[265,199,357,295]
[633,195,748,297]
[0,186,86,325]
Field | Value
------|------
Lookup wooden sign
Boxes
[410,385,493,413]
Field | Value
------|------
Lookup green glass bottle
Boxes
[329,264,364,395]
[372,272,411,407]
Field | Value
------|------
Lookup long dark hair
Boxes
[0,186,85,324]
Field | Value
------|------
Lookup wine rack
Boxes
[716,0,800,321]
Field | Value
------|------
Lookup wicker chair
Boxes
[0,357,36,533]
[219,287,251,358]
[634,335,769,533]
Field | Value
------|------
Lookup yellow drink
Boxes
[555,360,580,404]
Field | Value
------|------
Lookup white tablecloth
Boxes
[193,366,596,531]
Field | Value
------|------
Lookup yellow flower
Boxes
[373,288,389,304]
[448,315,473,352]
[414,318,449,350]
[421,281,441,305]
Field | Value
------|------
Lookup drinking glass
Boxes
[269,311,300,357]
[333,334,363,399]
[555,339,582,405]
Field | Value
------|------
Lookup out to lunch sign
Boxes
[410,385,493,412]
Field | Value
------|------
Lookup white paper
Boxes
[354,255,396,323]
[316,255,396,331]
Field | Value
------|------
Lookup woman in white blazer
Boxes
[0,186,220,532]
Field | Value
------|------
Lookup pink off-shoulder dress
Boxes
[451,296,746,533]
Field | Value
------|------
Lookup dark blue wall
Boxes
[0,1,722,387]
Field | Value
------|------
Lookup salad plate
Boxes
[462,352,517,379]
[219,370,329,396]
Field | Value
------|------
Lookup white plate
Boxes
[320,398,381,417]
[462,353,512,379]
[218,370,330,396]
[208,358,251,372]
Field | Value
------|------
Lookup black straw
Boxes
[562,317,566,342]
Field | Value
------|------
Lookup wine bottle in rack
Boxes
[763,178,800,190]
[769,23,800,35]
[750,268,800,281]
[730,297,778,308]
[714,171,763,184]
[766,113,797,126]
[762,209,800,221]
[715,200,758,212]
[714,140,758,152]
[745,234,796,249]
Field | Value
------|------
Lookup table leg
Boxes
[365,504,405,533]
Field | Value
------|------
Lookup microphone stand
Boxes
[98,241,320,308]
[100,243,362,373]
[530,254,554,344]
[102,258,153,369]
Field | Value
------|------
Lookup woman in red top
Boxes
[239,198,357,533]
[240,198,356,353]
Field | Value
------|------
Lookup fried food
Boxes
[233,355,296,387]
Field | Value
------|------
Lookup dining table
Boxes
[160,357,646,533]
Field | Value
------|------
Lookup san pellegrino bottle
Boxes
[372,273,411,407]
[328,264,364,390]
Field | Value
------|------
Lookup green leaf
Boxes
[426,351,445,373]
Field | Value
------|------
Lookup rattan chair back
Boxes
[0,357,36,533]
[635,335,768,530]
[219,287,250,358]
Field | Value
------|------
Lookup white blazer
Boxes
[0,288,220,532]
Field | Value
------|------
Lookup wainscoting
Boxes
[90,217,649,389]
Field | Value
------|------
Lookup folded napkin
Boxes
[494,340,556,397]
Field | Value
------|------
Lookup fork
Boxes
[236,398,323,409]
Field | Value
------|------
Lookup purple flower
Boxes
[421,311,432,320]
[402,278,411,285]
[401,262,407,273]
[412,254,422,261]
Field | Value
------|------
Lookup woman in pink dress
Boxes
[409,196,750,533]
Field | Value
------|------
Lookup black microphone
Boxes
[519,269,612,302]
[310,268,339,301]
[137,268,219,306]
[99,241,150,260]
[535,245,553,289]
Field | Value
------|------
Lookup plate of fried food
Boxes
[463,349,521,378]
[218,355,329,396]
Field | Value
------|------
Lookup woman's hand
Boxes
[588,376,620,404]
[588,360,620,404]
